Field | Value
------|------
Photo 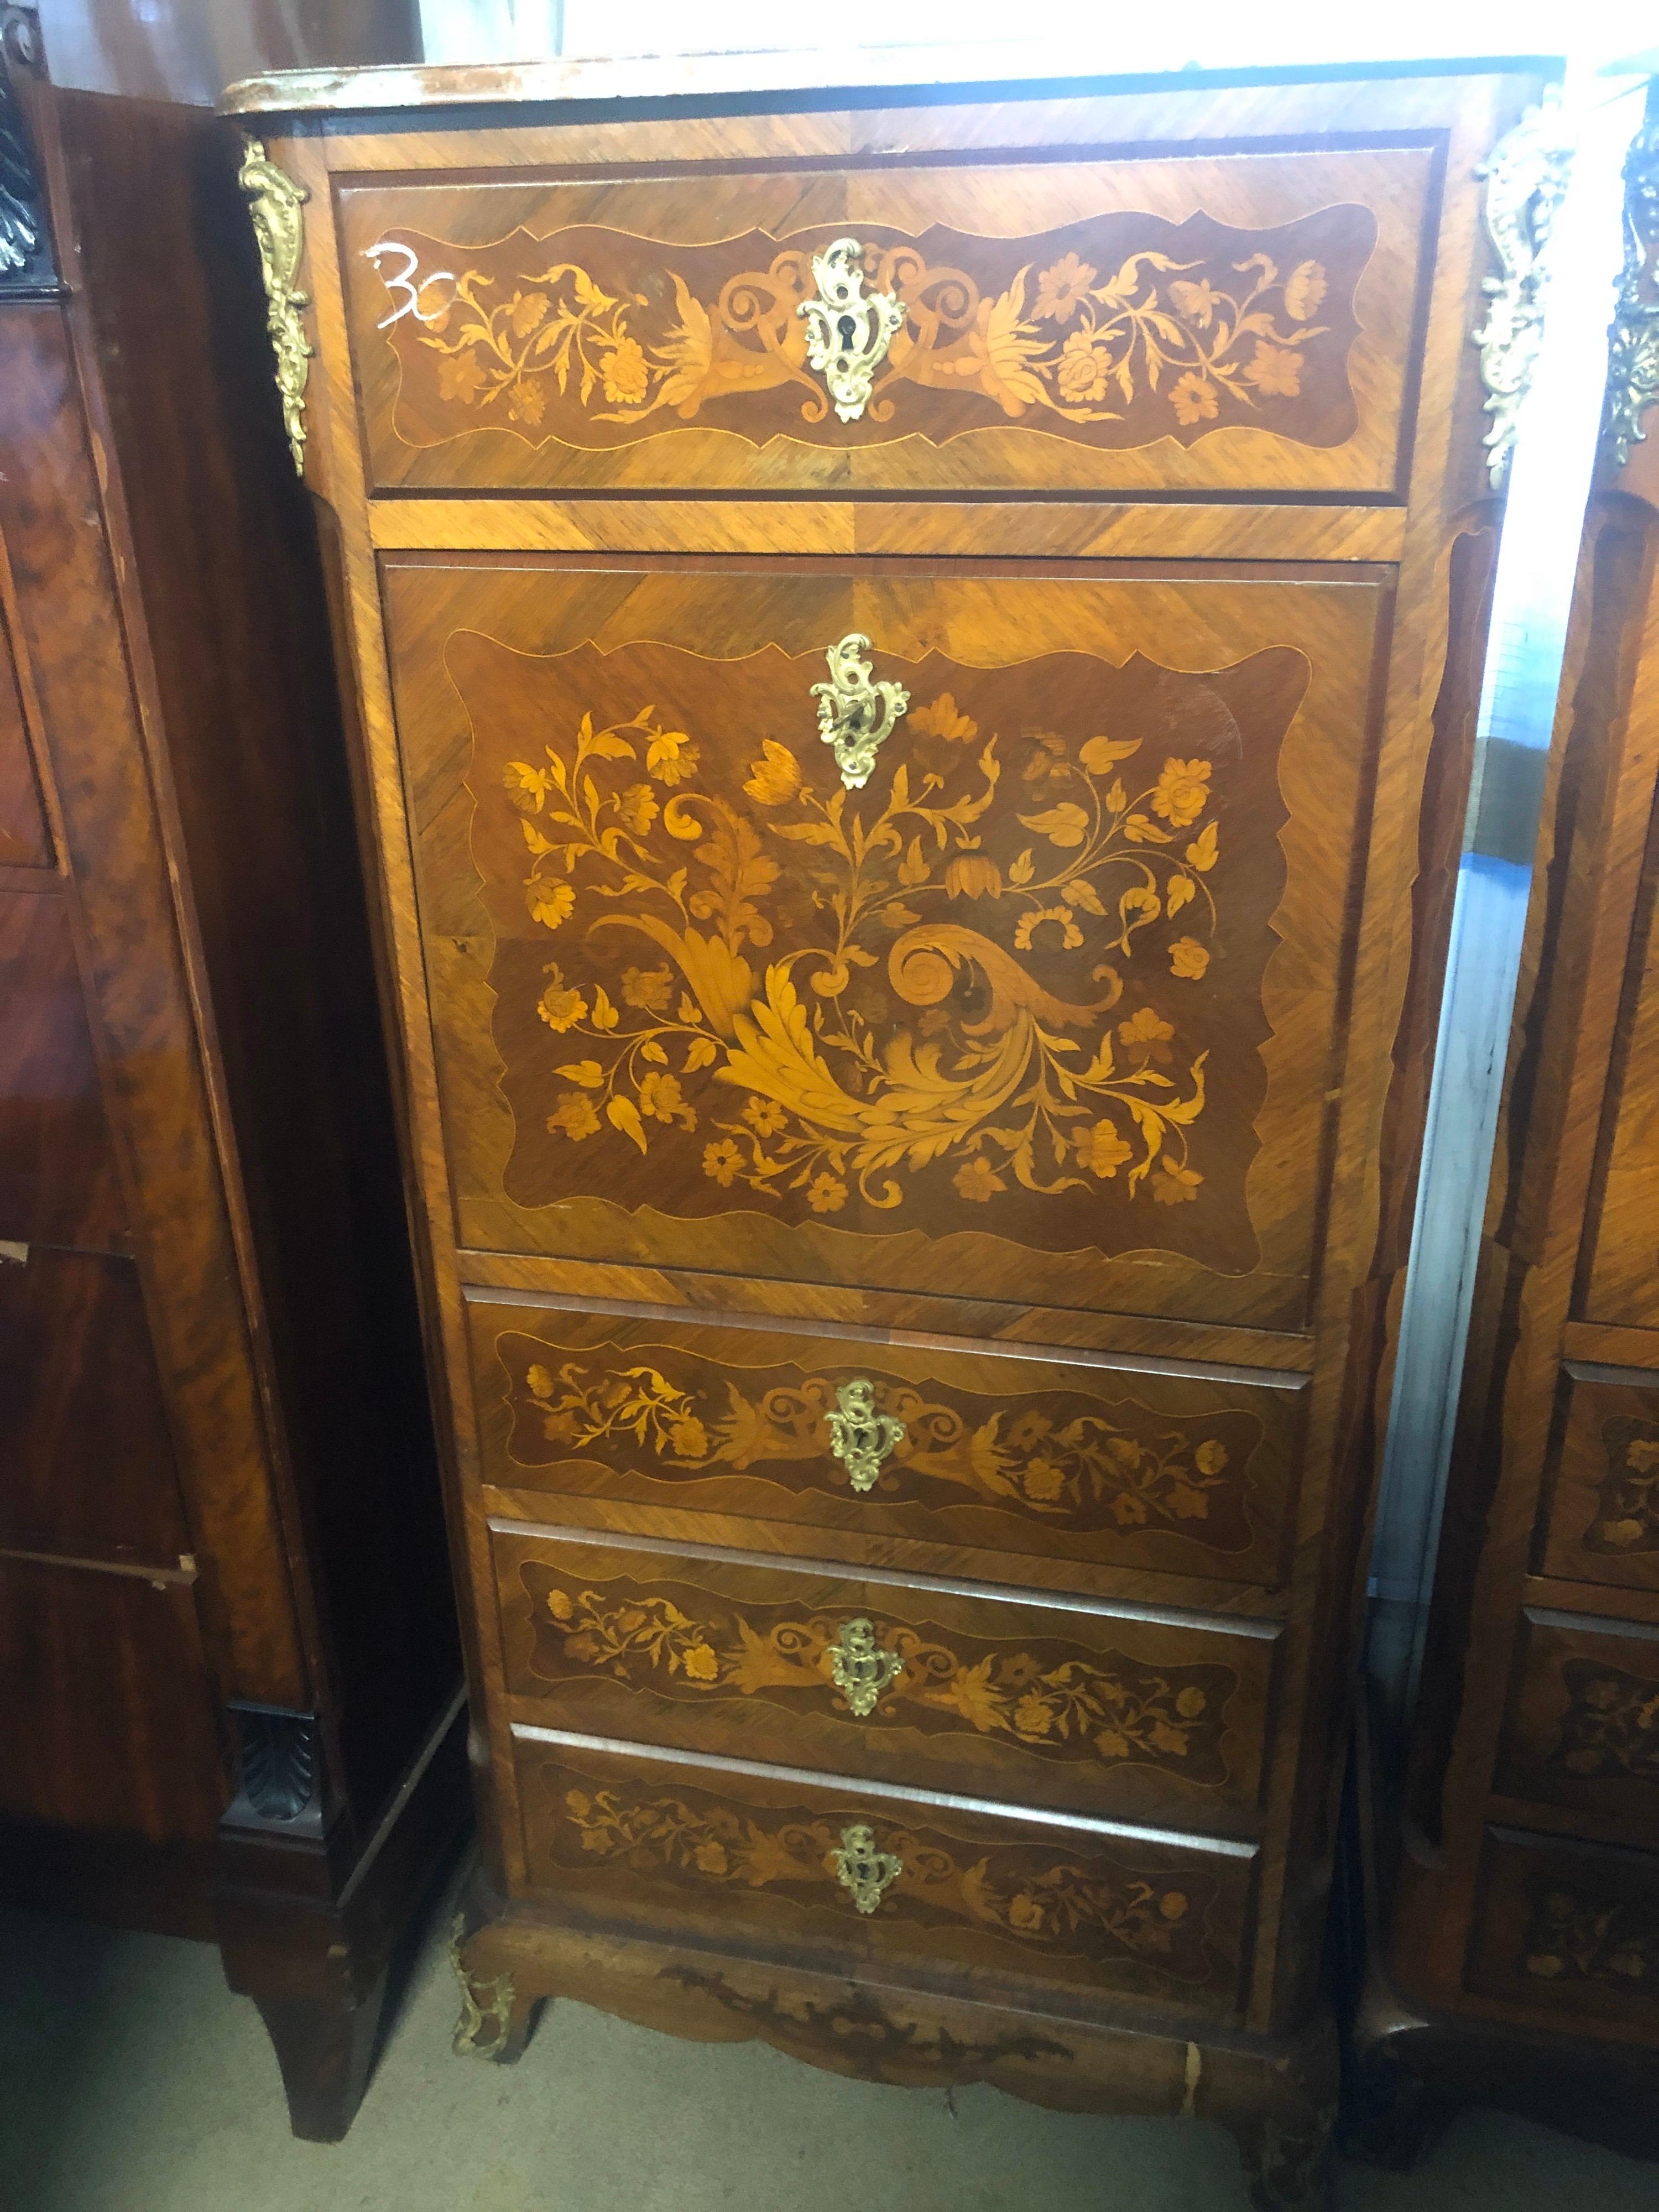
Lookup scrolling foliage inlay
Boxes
[461,637,1302,1269]
[542,1768,1217,1979]
[369,205,1371,455]
[517,1559,1237,1783]
[497,1333,1262,1556]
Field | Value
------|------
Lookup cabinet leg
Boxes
[1232,2109,1335,2212]
[251,1970,388,2143]
[449,1912,544,2063]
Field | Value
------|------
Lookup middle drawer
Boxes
[492,1525,1277,1835]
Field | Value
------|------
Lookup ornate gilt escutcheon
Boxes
[238,137,312,475]
[1604,106,1659,471]
[447,1915,517,2059]
[825,1378,906,1494]
[826,1617,905,1719]
[1472,90,1576,488]
[830,1822,904,1914]
[796,237,906,421]
[810,636,910,791]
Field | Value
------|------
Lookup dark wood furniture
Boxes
[223,47,1548,2203]
[1353,104,1659,2161]
[0,7,463,2140]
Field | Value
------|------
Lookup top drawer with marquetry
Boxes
[338,144,1433,499]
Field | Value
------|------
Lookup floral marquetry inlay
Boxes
[544,1772,1217,1981]
[1549,1658,1659,1784]
[463,635,1303,1268]
[364,205,1372,455]
[1522,1884,1659,1993]
[1587,1418,1659,1555]
[517,1561,1238,1784]
[498,1335,1262,1556]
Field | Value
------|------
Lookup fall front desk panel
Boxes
[387,558,1387,1334]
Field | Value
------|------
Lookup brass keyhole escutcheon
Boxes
[830,1823,904,1915]
[827,1617,904,1719]
[797,237,905,422]
[810,634,910,791]
[825,1378,906,1493]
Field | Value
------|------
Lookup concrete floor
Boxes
[2,1877,1655,2212]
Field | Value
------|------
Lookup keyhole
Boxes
[837,312,858,348]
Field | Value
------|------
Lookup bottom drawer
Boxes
[1467,1826,1659,2032]
[511,1729,1253,2019]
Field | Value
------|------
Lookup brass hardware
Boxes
[827,1617,904,1719]
[797,237,905,422]
[238,138,312,476]
[1472,92,1576,489]
[825,1378,906,1493]
[811,635,909,791]
[448,1914,517,2058]
[1604,109,1659,472]
[830,1822,904,1914]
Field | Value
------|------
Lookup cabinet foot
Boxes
[450,1912,545,2062]
[1232,2108,1335,2212]
[252,1976,388,2144]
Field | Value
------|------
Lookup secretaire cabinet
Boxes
[223,47,1551,2204]
[1354,101,1659,2162]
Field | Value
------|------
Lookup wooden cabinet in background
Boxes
[0,8,463,2141]
[1354,105,1659,2160]
[225,46,1546,2204]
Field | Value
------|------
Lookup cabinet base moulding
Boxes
[450,1859,1338,2210]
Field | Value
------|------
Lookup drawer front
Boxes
[1583,888,1659,1332]
[513,1731,1251,2016]
[1497,1609,1659,1827]
[469,1300,1305,1589]
[341,147,1429,498]
[393,561,1386,1332]
[1467,1828,1659,2034]
[493,1528,1275,1833]
[1538,1366,1659,1595]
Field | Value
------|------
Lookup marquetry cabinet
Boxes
[1355,104,1659,2161]
[0,11,462,2139]
[224,46,1550,2204]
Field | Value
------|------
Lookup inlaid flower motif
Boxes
[1007,1893,1047,1932]
[1012,1692,1057,1737]
[1119,1006,1175,1065]
[744,1097,788,1136]
[742,740,802,805]
[692,1837,729,1874]
[945,853,1003,900]
[436,351,486,404]
[547,1090,601,1141]
[1034,252,1099,324]
[806,1173,848,1213]
[908,693,980,742]
[528,881,576,931]
[615,782,660,837]
[1242,341,1304,397]
[645,729,699,785]
[1170,937,1211,979]
[599,337,650,405]
[1168,278,1217,328]
[668,1416,708,1458]
[1282,260,1328,321]
[621,964,674,1012]
[1022,1458,1067,1502]
[1077,1122,1135,1178]
[1152,1159,1204,1206]
[680,1642,721,1682]
[1194,1438,1229,1475]
[1170,372,1220,425]
[537,968,588,1031]
[1153,758,1212,827]
[1056,326,1114,404]
[953,1155,1008,1203]
[702,1138,743,1186]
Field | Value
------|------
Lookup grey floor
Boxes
[2,1877,1655,2212]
